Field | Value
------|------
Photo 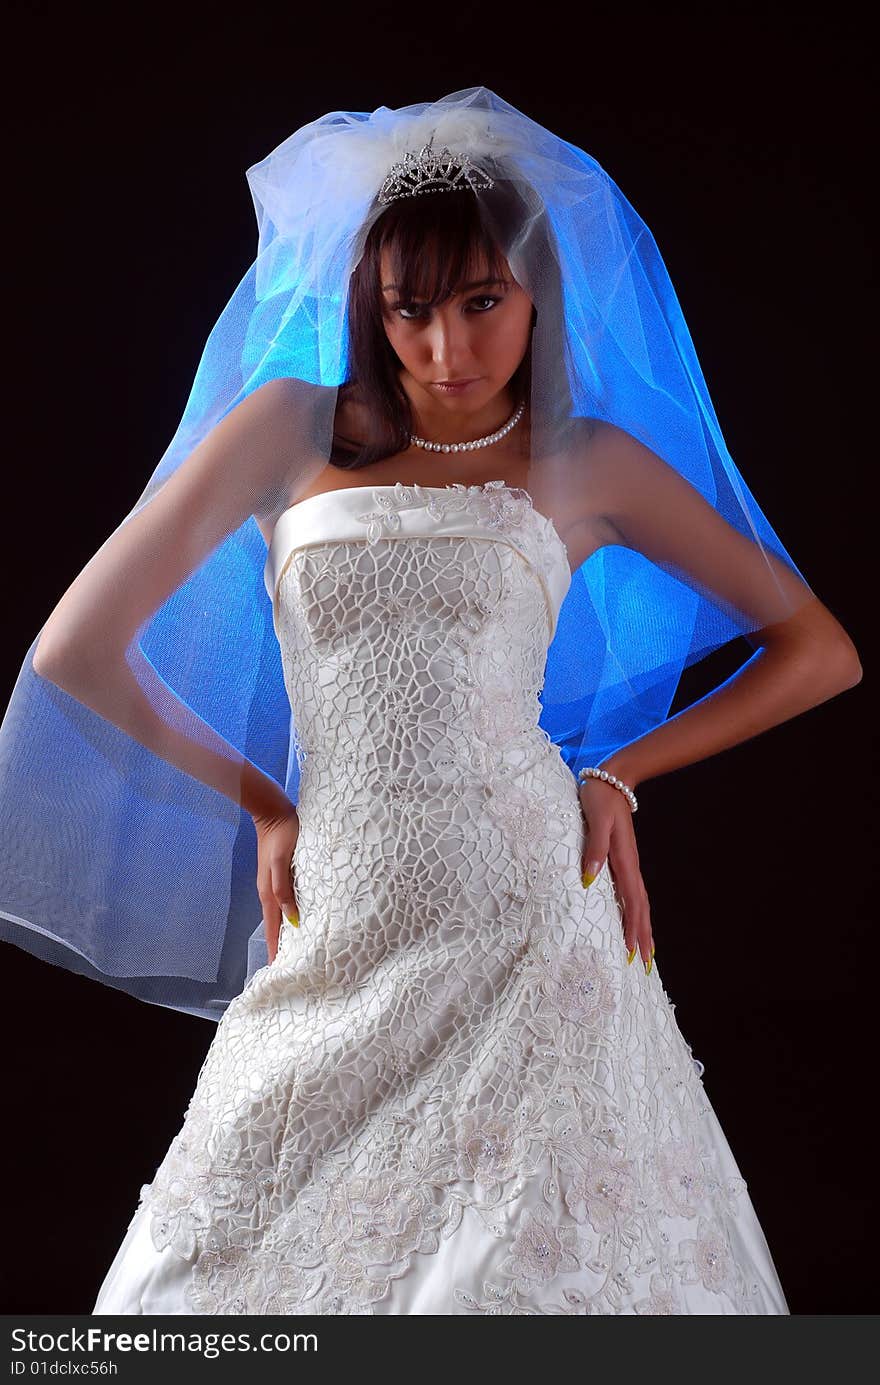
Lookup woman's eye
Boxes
[393,295,501,321]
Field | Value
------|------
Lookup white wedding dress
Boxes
[93,479,789,1316]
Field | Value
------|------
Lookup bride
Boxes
[0,88,861,1315]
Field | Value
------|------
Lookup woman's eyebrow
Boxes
[380,277,509,292]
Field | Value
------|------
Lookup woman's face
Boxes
[379,246,533,420]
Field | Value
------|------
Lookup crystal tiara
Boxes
[378,136,494,206]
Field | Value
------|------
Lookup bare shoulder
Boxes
[248,378,341,531]
[259,377,366,472]
[577,417,653,474]
[563,419,681,543]
[236,376,331,461]
[250,374,334,424]
[532,417,628,565]
[580,418,676,491]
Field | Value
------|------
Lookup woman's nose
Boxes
[427,313,472,371]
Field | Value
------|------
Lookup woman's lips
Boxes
[431,378,480,393]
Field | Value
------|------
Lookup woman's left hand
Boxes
[253,801,301,964]
[579,777,655,972]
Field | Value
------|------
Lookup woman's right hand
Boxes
[253,802,301,963]
[578,776,654,972]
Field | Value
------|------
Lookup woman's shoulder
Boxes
[252,375,338,418]
[332,383,369,450]
[250,376,367,442]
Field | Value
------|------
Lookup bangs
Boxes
[376,192,510,307]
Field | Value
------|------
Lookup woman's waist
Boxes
[291,730,578,811]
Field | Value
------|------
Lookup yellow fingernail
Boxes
[626,946,637,965]
[284,911,299,929]
[645,956,653,975]
[651,944,655,959]
[582,869,597,888]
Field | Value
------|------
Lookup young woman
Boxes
[0,88,860,1315]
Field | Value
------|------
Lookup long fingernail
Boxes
[645,955,653,975]
[284,910,299,929]
[626,945,637,965]
[582,860,601,888]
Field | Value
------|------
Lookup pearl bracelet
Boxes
[577,766,638,813]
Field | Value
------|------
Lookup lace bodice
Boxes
[264,479,572,805]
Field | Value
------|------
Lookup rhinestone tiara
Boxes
[378,135,494,206]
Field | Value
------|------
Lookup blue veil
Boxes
[0,87,814,1019]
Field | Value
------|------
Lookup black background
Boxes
[2,3,875,1314]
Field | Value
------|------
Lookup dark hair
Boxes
[331,171,572,469]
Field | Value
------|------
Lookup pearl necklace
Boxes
[409,400,525,453]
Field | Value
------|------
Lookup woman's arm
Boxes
[574,421,861,970]
[585,419,862,790]
[601,596,861,793]
[32,376,324,821]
